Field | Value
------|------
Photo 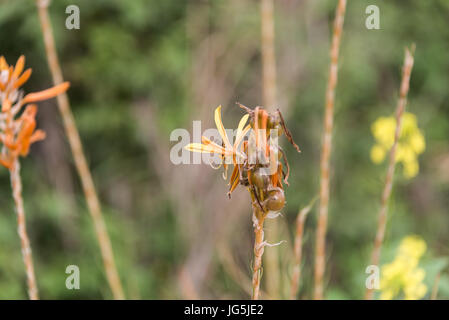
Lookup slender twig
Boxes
[261,0,277,111]
[290,196,318,299]
[431,272,440,300]
[260,0,280,298]
[365,46,415,300]
[35,0,124,299]
[250,185,267,300]
[251,204,266,300]
[314,0,347,300]
[10,159,39,300]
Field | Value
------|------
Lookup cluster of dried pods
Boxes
[230,104,300,215]
[186,103,300,214]
[185,103,300,299]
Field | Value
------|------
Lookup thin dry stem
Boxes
[35,0,124,299]
[365,47,415,300]
[290,197,318,299]
[314,0,347,300]
[261,0,277,110]
[260,0,280,298]
[252,205,266,300]
[10,159,39,300]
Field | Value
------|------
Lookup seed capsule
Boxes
[267,113,279,130]
[249,168,270,189]
[265,188,285,211]
[240,167,249,186]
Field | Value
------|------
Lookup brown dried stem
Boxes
[261,0,277,111]
[314,0,347,300]
[10,159,39,300]
[260,0,280,298]
[35,0,124,299]
[251,204,266,300]
[365,46,415,300]
[290,196,318,299]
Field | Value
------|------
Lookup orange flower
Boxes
[0,55,70,169]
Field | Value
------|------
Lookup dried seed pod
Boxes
[249,167,270,190]
[267,113,283,137]
[267,113,279,130]
[240,166,250,186]
[264,187,285,212]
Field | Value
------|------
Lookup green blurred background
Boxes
[0,0,448,299]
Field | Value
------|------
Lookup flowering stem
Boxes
[365,46,415,300]
[251,204,266,300]
[10,159,39,300]
[314,0,346,300]
[35,0,124,299]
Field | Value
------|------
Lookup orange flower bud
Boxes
[22,82,70,104]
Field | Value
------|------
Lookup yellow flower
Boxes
[403,160,418,179]
[185,105,250,160]
[372,116,396,148]
[380,235,427,300]
[370,144,386,164]
[184,105,251,183]
[403,268,426,300]
[409,132,425,154]
[398,235,426,260]
[370,112,425,178]
[401,112,418,137]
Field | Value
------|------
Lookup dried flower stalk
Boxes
[185,105,300,300]
[260,0,281,298]
[261,0,277,110]
[251,204,265,300]
[290,197,318,299]
[35,0,124,299]
[314,0,347,300]
[365,46,415,300]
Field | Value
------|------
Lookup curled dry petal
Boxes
[184,142,223,154]
[214,105,232,150]
[236,114,249,140]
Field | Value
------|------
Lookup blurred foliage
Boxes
[0,0,448,299]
